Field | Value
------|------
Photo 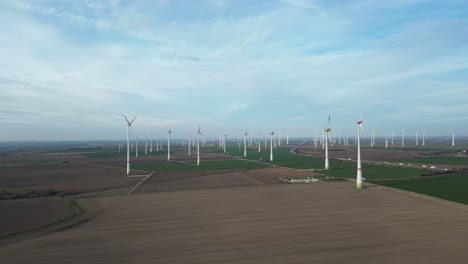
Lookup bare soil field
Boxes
[134,167,316,193]
[0,199,75,237]
[1,183,468,263]
[94,152,236,165]
[0,162,143,195]
[298,145,420,161]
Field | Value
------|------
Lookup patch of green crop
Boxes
[371,173,468,205]
[394,156,468,166]
[324,160,430,181]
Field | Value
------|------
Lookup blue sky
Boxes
[1,0,468,140]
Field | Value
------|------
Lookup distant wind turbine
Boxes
[122,113,137,176]
[167,128,171,161]
[244,130,248,157]
[324,115,331,170]
[356,115,364,189]
[197,126,202,166]
[270,130,275,161]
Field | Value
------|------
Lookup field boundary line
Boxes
[128,172,154,195]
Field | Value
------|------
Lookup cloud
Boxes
[0,0,467,140]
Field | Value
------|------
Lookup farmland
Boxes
[1,141,468,263]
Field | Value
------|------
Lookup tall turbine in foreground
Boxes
[324,115,331,170]
[122,114,137,176]
[167,128,171,161]
[244,130,248,157]
[356,116,364,189]
[270,130,275,161]
[197,126,202,165]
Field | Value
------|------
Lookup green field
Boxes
[394,156,468,166]
[83,150,170,159]
[216,147,431,180]
[371,173,468,205]
[127,159,270,172]
[324,161,430,181]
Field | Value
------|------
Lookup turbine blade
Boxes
[130,115,137,125]
[122,113,131,125]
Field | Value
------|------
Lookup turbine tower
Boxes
[188,135,192,156]
[422,131,425,146]
[270,130,275,161]
[356,116,364,189]
[244,130,248,157]
[258,133,262,152]
[402,129,405,147]
[324,115,331,170]
[122,113,137,176]
[136,136,139,157]
[197,126,202,166]
[452,131,455,147]
[167,128,171,161]
[150,134,153,152]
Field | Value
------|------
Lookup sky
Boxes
[1,0,468,140]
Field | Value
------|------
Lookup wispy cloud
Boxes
[0,0,467,140]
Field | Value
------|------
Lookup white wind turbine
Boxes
[122,113,137,176]
[422,131,425,146]
[188,135,192,156]
[150,134,153,153]
[258,133,262,152]
[244,130,248,157]
[324,115,332,170]
[270,130,275,161]
[135,136,139,157]
[223,133,227,153]
[356,115,364,189]
[452,131,455,147]
[197,125,202,165]
[402,128,405,147]
[167,128,171,161]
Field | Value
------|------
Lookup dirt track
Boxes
[2,183,468,263]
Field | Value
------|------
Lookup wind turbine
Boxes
[145,139,148,155]
[422,131,425,146]
[324,115,331,170]
[135,136,139,157]
[287,133,289,145]
[258,133,262,152]
[150,134,153,153]
[356,115,364,189]
[416,132,419,146]
[122,113,137,176]
[244,130,248,157]
[197,126,202,166]
[223,133,227,153]
[452,131,455,147]
[167,128,171,161]
[402,129,405,147]
[188,135,192,156]
[385,133,388,149]
[270,130,275,161]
